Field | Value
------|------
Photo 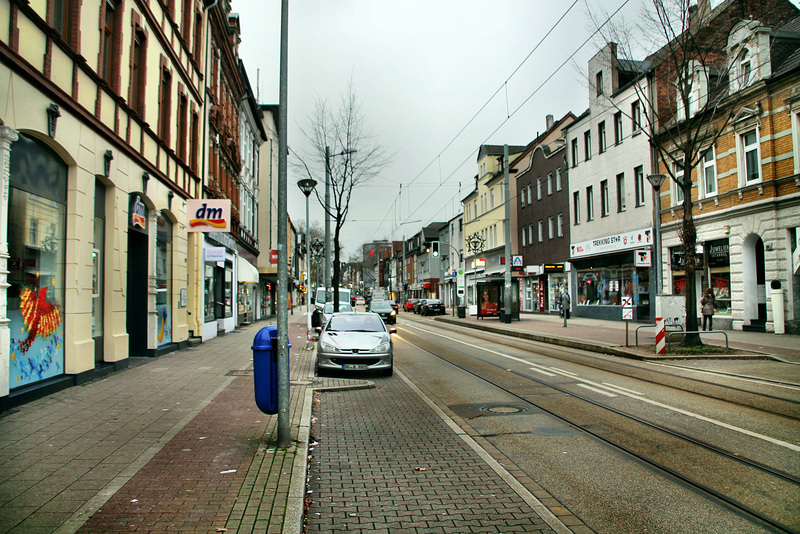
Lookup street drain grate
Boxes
[226,369,254,376]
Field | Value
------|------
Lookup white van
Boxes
[313,287,351,311]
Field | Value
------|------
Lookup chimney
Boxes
[546,114,554,131]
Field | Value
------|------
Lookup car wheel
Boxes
[382,366,393,377]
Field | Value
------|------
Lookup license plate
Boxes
[343,364,368,370]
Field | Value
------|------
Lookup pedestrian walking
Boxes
[560,289,571,320]
[701,287,715,331]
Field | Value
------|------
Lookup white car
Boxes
[315,312,396,376]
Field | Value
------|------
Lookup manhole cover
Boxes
[480,405,529,415]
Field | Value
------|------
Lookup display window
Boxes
[204,263,216,321]
[8,134,67,388]
[155,212,172,346]
[575,255,635,306]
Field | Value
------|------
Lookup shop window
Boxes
[576,259,635,306]
[8,134,68,389]
[204,263,216,321]
[156,212,172,346]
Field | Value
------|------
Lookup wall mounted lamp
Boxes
[47,104,61,138]
[103,150,114,177]
[142,172,150,194]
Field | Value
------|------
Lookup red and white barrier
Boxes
[655,317,666,354]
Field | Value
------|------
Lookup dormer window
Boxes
[727,20,770,93]
[739,48,752,88]
[676,62,709,121]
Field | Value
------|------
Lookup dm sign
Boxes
[187,199,231,232]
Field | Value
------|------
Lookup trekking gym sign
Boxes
[187,199,231,232]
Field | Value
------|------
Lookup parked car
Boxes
[356,296,366,306]
[370,300,397,324]
[318,302,354,327]
[421,299,446,316]
[315,312,396,376]
[404,298,419,312]
[414,299,428,314]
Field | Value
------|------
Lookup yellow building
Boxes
[0,0,207,406]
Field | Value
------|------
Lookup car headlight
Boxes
[319,339,338,353]
[369,340,391,353]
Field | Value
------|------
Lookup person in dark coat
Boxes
[701,287,715,331]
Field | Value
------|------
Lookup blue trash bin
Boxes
[253,325,279,414]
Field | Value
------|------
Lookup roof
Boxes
[477,145,527,162]
[771,16,800,77]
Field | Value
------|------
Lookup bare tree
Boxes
[588,0,795,345]
[295,81,392,308]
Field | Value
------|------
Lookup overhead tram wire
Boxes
[402,0,632,225]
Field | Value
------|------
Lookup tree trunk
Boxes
[680,173,703,346]
[332,226,342,310]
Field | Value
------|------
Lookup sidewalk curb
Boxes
[435,317,775,362]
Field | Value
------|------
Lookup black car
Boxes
[369,300,397,324]
[413,299,427,314]
[421,299,445,316]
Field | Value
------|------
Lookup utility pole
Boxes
[324,146,331,297]
[275,0,290,448]
[502,144,512,323]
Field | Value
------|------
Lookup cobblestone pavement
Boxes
[306,372,566,534]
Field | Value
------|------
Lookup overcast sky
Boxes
[233,0,761,258]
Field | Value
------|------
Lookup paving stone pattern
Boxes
[306,376,556,533]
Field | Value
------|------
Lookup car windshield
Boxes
[327,314,386,333]
[371,302,392,311]
[323,302,353,313]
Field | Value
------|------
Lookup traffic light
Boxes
[431,241,440,258]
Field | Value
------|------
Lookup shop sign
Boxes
[634,249,651,267]
[270,249,278,264]
[707,239,730,267]
[570,228,653,258]
[543,264,564,273]
[205,247,225,262]
[187,199,231,232]
[512,255,523,267]
[130,194,147,231]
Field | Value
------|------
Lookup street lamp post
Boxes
[647,174,666,317]
[297,178,317,348]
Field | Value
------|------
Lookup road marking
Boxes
[577,384,617,397]
[400,324,800,453]
[550,367,578,376]
[650,362,800,391]
[529,367,557,377]
[601,382,645,396]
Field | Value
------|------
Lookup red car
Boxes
[404,298,419,312]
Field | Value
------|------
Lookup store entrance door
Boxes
[127,230,149,356]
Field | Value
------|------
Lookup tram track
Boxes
[397,322,800,533]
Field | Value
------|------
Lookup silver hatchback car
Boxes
[315,312,396,376]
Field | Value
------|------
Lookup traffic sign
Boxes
[621,295,633,308]
[622,308,633,320]
[512,255,523,267]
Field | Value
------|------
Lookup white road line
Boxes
[649,362,800,391]
[529,367,558,377]
[550,367,578,376]
[400,324,800,453]
[601,382,645,396]
[577,384,618,397]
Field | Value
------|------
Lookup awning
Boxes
[238,257,260,284]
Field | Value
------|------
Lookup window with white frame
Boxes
[584,131,592,160]
[631,100,641,132]
[527,184,532,204]
[703,147,717,196]
[520,189,526,208]
[538,220,543,242]
[586,185,594,221]
[600,180,609,217]
[521,228,527,246]
[793,109,800,174]
[557,213,563,237]
[528,224,534,244]
[573,191,580,225]
[537,177,542,200]
[548,216,554,239]
[673,160,685,205]
[614,112,623,144]
[571,138,579,167]
[740,129,761,184]
[616,173,626,212]
[598,121,607,153]
[556,167,562,191]
[490,188,495,209]
[634,166,645,207]
[547,173,553,195]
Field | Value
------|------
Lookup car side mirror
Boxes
[388,327,397,335]
[315,327,322,333]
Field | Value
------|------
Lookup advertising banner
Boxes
[187,199,231,232]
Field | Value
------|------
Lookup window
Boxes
[741,130,760,183]
[182,0,193,45]
[526,185,532,205]
[177,93,188,162]
[130,28,146,116]
[490,188,495,209]
[556,167,562,191]
[573,191,580,225]
[596,71,603,96]
[557,213,564,237]
[631,100,641,132]
[584,131,592,160]
[673,161,685,205]
[54,0,77,47]
[634,166,645,207]
[548,216,554,239]
[600,180,609,217]
[193,12,203,60]
[703,147,717,196]
[547,173,553,195]
[736,48,753,90]
[30,218,39,245]
[190,111,199,172]
[614,112,623,145]
[521,228,527,246]
[538,220,543,242]
[616,173,626,212]
[586,186,594,221]
[571,138,579,167]
[520,189,526,208]
[536,177,542,200]
[158,64,172,144]
[528,224,534,244]
[598,121,606,153]
[101,0,118,85]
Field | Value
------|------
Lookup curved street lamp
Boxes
[298,178,317,347]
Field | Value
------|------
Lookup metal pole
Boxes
[275,0,290,448]
[653,185,662,303]
[502,145,512,324]
[324,146,331,295]
[305,194,312,348]
[401,235,405,307]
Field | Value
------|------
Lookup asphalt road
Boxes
[396,314,800,533]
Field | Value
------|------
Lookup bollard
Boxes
[655,317,666,354]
